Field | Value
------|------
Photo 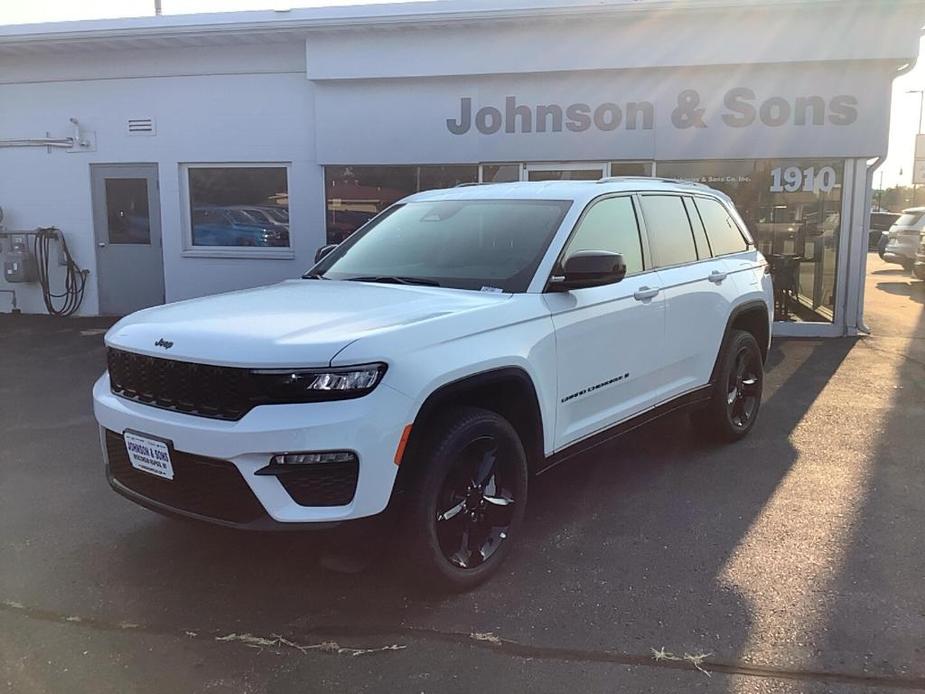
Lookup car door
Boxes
[636,193,742,397]
[544,194,668,451]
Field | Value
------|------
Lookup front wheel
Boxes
[692,330,764,442]
[402,407,528,591]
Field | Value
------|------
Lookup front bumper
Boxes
[93,373,413,525]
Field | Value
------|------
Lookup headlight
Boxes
[251,363,387,402]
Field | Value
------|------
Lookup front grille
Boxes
[107,348,255,421]
[278,462,359,507]
[105,430,266,524]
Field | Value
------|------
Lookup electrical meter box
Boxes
[3,240,38,283]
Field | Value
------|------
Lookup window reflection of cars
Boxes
[225,205,290,232]
[260,206,289,224]
[191,206,289,247]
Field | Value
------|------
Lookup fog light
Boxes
[271,451,357,465]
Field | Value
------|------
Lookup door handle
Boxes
[97,242,106,248]
[633,286,660,301]
[708,270,728,284]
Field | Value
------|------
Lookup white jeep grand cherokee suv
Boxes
[93,178,773,590]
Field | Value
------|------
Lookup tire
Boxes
[402,406,528,592]
[914,265,925,281]
[692,330,764,443]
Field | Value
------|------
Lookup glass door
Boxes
[525,162,607,182]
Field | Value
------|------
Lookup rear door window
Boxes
[694,197,749,256]
[639,194,698,268]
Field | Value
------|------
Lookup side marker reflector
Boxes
[394,424,413,466]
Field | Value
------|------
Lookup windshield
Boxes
[312,199,572,292]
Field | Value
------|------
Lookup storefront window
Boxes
[657,160,844,323]
[610,161,654,177]
[325,165,478,243]
[186,166,290,249]
[481,164,520,183]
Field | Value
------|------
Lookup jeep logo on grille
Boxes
[154,338,174,350]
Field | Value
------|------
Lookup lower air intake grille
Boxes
[105,430,265,524]
[278,462,359,507]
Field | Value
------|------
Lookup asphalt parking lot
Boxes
[1,253,923,693]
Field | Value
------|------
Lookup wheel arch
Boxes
[709,300,771,385]
[395,367,546,492]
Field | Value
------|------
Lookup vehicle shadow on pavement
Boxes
[0,317,871,689]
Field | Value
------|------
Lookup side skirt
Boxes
[537,385,714,475]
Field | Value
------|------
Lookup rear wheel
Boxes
[693,330,764,442]
[402,407,528,591]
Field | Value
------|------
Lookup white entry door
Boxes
[91,163,165,316]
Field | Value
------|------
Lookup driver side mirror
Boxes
[314,243,338,263]
[551,251,627,290]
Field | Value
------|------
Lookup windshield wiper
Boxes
[301,273,329,280]
[345,275,441,287]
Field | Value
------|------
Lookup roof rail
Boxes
[596,176,711,189]
[454,181,496,187]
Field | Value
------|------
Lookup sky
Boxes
[1,0,922,189]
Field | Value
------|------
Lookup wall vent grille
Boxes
[127,118,155,136]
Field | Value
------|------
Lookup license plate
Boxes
[123,431,174,480]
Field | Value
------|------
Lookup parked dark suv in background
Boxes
[870,211,900,250]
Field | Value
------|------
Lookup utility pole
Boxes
[907,89,924,207]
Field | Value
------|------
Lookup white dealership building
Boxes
[0,0,922,335]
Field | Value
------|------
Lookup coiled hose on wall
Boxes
[33,227,88,317]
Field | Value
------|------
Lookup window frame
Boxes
[180,162,293,260]
[544,193,651,291]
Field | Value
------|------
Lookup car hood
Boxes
[105,279,511,367]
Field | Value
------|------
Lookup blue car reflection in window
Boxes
[191,206,289,248]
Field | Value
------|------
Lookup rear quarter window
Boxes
[895,212,925,227]
[694,197,749,256]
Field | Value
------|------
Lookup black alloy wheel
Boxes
[726,344,761,430]
[435,434,517,569]
[692,329,764,442]
[403,407,528,591]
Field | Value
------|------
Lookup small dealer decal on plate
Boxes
[123,431,175,480]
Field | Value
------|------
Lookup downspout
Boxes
[857,155,885,335]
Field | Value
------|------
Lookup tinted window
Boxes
[695,197,748,255]
[562,196,644,274]
[683,197,711,259]
[324,165,479,244]
[188,166,289,248]
[316,200,571,293]
[105,178,151,245]
[639,195,697,267]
